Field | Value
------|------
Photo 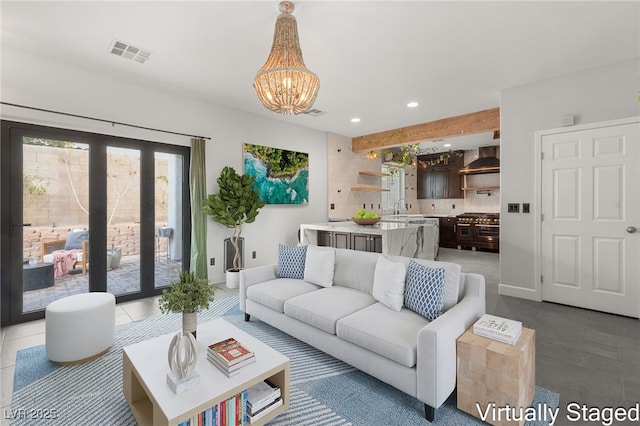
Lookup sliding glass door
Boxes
[1,121,191,325]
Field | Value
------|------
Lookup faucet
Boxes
[393,198,408,215]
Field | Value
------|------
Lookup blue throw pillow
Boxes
[404,260,446,321]
[277,244,307,279]
[64,230,89,250]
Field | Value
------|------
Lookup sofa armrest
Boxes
[41,239,66,261]
[239,264,278,312]
[416,273,486,409]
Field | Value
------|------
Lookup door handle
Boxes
[626,226,638,234]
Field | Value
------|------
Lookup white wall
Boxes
[499,58,640,299]
[1,46,328,284]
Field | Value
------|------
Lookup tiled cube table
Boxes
[456,327,535,426]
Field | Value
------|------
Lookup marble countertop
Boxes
[300,221,434,236]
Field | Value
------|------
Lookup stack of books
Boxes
[246,380,283,424]
[473,314,522,345]
[207,337,255,377]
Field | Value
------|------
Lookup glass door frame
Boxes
[1,120,191,326]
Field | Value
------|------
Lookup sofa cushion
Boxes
[337,303,429,368]
[372,256,406,312]
[284,287,376,334]
[333,248,379,294]
[390,256,461,311]
[277,244,307,279]
[303,245,335,287]
[64,230,89,250]
[404,260,446,321]
[246,278,320,313]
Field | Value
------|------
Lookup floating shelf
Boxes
[358,170,390,177]
[351,186,390,192]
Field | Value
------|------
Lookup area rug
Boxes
[11,296,559,425]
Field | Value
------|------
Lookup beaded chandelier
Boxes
[253,1,320,115]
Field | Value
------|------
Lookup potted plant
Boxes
[159,270,220,338]
[203,166,265,288]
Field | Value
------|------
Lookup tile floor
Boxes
[1,248,639,425]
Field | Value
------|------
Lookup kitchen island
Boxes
[300,220,438,260]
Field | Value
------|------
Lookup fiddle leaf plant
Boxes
[202,166,265,271]
[159,270,220,314]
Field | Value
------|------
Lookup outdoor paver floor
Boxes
[22,255,182,313]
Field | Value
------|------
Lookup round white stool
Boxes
[45,292,115,365]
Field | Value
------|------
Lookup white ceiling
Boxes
[1,1,638,152]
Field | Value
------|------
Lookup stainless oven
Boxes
[456,213,500,251]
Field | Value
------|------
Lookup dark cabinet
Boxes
[417,151,464,199]
[351,233,382,253]
[317,230,351,249]
[439,217,457,248]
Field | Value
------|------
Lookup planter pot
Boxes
[226,269,240,289]
[182,311,197,339]
[108,248,122,269]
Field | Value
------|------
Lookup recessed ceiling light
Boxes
[350,118,361,123]
[444,143,452,147]
[407,102,419,108]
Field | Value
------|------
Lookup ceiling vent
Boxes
[109,40,152,64]
[302,109,326,117]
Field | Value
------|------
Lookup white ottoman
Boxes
[45,292,115,365]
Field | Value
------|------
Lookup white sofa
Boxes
[239,246,485,421]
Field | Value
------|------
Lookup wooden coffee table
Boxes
[123,318,290,426]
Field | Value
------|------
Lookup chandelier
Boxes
[253,1,320,115]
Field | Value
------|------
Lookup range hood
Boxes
[459,146,500,175]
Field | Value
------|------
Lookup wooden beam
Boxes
[351,107,500,153]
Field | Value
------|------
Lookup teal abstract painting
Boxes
[243,143,309,204]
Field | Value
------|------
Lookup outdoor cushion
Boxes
[246,278,319,313]
[336,302,429,368]
[64,230,89,250]
[284,286,375,334]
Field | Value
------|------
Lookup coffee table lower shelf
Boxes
[122,318,290,426]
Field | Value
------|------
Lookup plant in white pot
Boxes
[203,166,264,288]
[158,270,220,339]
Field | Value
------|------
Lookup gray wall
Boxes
[499,58,640,299]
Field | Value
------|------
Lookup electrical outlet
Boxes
[508,203,520,213]
[252,251,256,259]
[330,203,335,210]
[523,203,530,213]
[210,257,215,266]
[452,204,456,209]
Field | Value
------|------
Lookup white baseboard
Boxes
[498,283,541,302]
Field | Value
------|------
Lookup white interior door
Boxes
[541,120,640,318]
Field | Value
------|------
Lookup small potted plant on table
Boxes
[159,270,220,338]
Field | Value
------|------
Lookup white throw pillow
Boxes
[372,256,407,312]
[303,245,335,287]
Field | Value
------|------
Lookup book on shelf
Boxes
[246,380,281,414]
[207,352,256,377]
[247,397,283,424]
[208,337,254,366]
[473,314,522,345]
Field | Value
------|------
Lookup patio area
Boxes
[22,255,182,313]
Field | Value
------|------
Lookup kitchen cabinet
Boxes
[417,151,464,199]
[439,217,457,248]
[351,233,382,253]
[317,230,351,249]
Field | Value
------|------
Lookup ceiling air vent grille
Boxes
[302,109,326,117]
[109,40,152,64]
